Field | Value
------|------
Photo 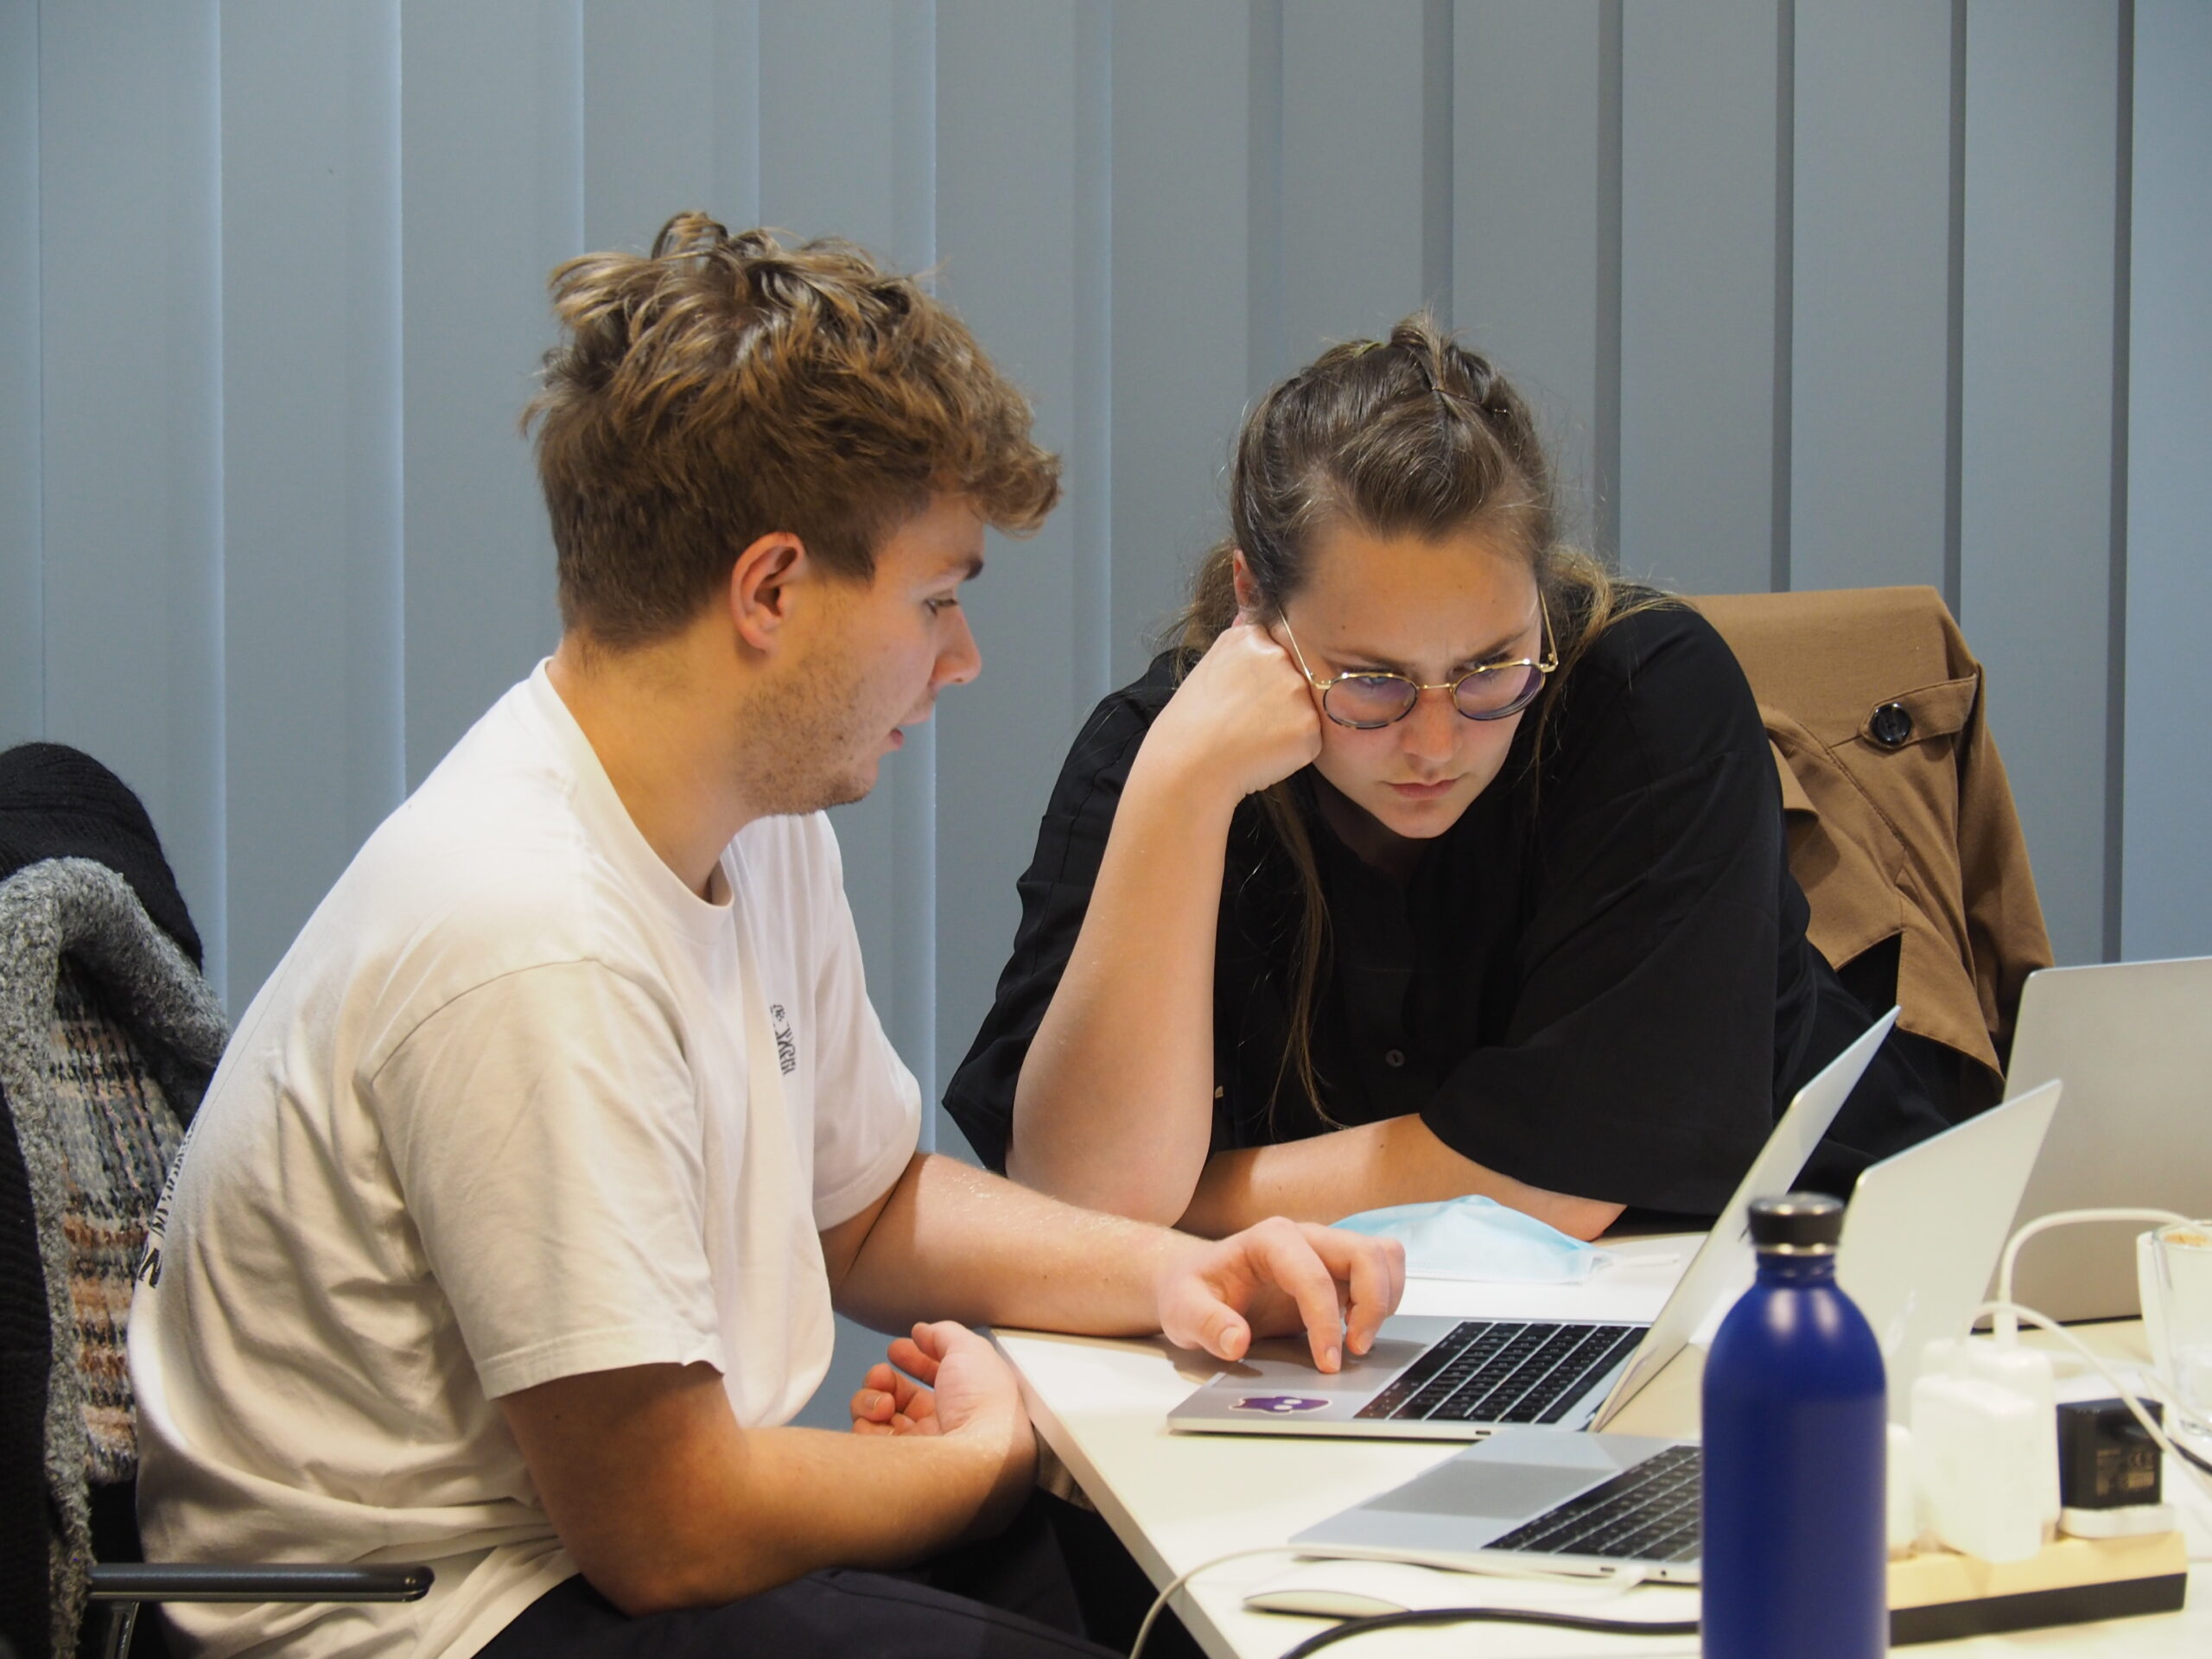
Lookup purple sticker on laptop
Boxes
[1230,1395,1332,1414]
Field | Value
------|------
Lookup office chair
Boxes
[0,824,429,1659]
[1694,584,2054,1113]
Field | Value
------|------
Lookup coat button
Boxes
[1871,702,1914,748]
[1384,1049,1406,1068]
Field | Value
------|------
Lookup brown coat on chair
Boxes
[1694,586,2054,1107]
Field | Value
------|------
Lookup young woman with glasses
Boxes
[944,316,1956,1240]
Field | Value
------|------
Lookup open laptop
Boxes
[1290,1079,2063,1582]
[1167,1010,1899,1441]
[1998,957,2212,1322]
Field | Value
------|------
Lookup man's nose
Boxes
[936,609,982,689]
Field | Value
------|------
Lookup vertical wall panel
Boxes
[1959,3,2120,967]
[1274,1,1435,378]
[0,0,38,746]
[11,0,2211,1444]
[220,0,404,1009]
[1618,0,1784,594]
[39,1,226,983]
[2121,0,2212,961]
[1109,0,1252,681]
[757,0,940,1108]
[582,0,760,252]
[399,1,579,785]
[758,0,932,268]
[1454,1,1608,548]
[1789,0,1953,594]
[934,0,1104,1158]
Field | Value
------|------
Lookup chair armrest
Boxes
[86,1563,433,1603]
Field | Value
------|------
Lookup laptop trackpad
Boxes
[1370,1427,1664,1521]
[1369,1456,1599,1522]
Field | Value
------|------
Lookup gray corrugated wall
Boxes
[3,1,2205,1192]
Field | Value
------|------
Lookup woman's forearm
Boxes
[1178,1113,1625,1241]
[1007,747,1240,1223]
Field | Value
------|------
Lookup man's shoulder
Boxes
[268,708,667,1054]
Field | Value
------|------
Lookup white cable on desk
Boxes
[1126,1544,1665,1658]
[1127,1547,1300,1659]
[1992,1207,2189,1342]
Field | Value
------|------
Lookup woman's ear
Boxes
[1230,548,1263,620]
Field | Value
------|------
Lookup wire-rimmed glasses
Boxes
[1277,598,1557,729]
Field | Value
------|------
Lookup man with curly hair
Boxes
[130,216,1402,1659]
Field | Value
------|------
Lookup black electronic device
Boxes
[2056,1396,2164,1511]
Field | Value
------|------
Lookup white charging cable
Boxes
[1992,1207,2190,1343]
[1125,1545,1659,1659]
[1128,1546,1300,1659]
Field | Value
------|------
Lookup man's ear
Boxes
[728,531,809,652]
[1230,547,1264,620]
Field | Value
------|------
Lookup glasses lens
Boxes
[1454,663,1543,721]
[1323,676,1419,728]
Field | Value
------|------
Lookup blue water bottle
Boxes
[1701,1192,1886,1658]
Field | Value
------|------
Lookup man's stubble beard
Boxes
[732,635,885,818]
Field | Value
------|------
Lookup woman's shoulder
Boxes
[1073,648,1182,752]
[1573,595,1745,691]
[1544,594,1766,780]
[1039,648,1187,816]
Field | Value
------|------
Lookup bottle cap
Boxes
[1747,1192,1845,1252]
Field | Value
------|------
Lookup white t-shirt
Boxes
[130,664,922,1659]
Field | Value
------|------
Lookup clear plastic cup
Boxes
[2142,1222,2212,1442]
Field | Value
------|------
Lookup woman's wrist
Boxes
[1123,729,1248,825]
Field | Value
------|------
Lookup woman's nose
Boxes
[1398,686,1459,764]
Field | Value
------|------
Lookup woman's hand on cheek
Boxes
[1141,618,1324,804]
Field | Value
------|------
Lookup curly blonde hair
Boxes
[527,213,1061,647]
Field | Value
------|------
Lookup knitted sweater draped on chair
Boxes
[0,744,228,1659]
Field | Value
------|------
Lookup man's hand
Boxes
[849,1344,940,1436]
[1154,1217,1406,1373]
[848,1322,1036,1534]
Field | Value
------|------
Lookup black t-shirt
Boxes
[944,603,1952,1215]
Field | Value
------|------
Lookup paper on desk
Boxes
[1332,1195,1614,1282]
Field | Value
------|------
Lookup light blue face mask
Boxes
[1330,1194,1612,1283]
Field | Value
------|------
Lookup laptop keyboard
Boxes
[1489,1443,1703,1562]
[1354,1320,1643,1425]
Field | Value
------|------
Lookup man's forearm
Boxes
[834,1152,1185,1338]
[501,1361,1024,1616]
[1178,1114,1624,1241]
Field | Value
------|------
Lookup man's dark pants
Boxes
[477,1492,1116,1659]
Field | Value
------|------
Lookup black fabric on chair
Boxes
[0,747,201,970]
[0,1063,53,1659]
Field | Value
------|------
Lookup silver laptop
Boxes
[1841,1077,2065,1414]
[1999,957,2212,1322]
[1167,1011,1898,1440]
[1291,1080,2063,1582]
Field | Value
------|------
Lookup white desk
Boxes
[998,1242,2212,1659]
